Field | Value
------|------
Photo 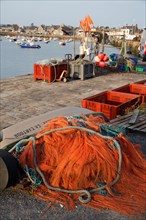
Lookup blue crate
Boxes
[118,65,123,71]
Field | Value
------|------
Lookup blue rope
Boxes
[25,166,42,188]
[97,183,108,196]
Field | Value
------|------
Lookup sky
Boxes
[1,0,146,29]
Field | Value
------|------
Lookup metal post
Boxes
[120,31,126,58]
[73,28,76,60]
[101,30,105,53]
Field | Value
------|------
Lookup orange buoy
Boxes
[103,55,109,62]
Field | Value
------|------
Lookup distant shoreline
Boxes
[0,31,81,40]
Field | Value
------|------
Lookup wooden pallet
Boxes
[110,111,146,133]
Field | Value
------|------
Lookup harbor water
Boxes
[0,37,120,79]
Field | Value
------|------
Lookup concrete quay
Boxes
[0,71,146,220]
[0,71,146,130]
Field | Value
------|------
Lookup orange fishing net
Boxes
[17,114,146,216]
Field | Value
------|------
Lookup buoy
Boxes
[98,61,106,68]
[103,55,109,62]
[94,56,101,63]
[0,149,24,191]
[98,53,104,60]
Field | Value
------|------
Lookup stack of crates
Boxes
[82,91,142,120]
[112,79,146,103]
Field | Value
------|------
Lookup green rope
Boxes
[101,124,126,137]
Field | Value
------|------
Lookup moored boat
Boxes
[20,42,41,48]
[9,37,17,42]
[59,41,66,46]
[43,38,50,43]
[15,40,21,45]
[66,38,73,43]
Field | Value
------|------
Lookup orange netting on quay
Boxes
[14,114,146,216]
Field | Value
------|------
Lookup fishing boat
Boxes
[66,38,73,43]
[15,40,21,45]
[43,38,50,43]
[53,37,58,41]
[9,37,17,42]
[59,41,66,46]
[126,50,132,54]
[37,37,42,41]
[20,42,41,49]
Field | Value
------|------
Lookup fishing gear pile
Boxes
[15,114,146,216]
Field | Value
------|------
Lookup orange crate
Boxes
[130,84,146,95]
[133,79,146,84]
[81,91,141,120]
[34,63,67,83]
[113,84,146,103]
[107,91,140,103]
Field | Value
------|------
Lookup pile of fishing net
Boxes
[15,114,146,216]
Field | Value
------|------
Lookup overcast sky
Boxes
[1,0,145,28]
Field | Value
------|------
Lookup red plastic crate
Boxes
[130,84,146,95]
[81,91,141,120]
[34,63,67,83]
[133,79,146,84]
[131,80,146,103]
[113,84,146,103]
